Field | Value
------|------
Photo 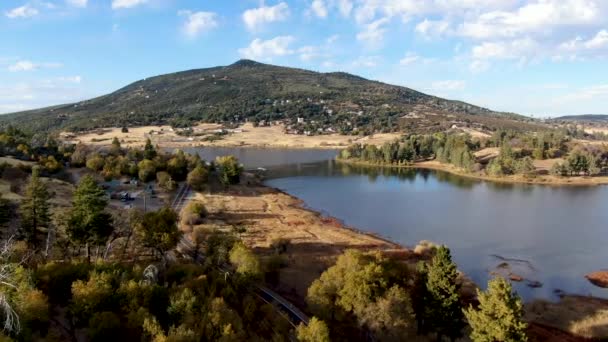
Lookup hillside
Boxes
[553,114,608,122]
[0,59,541,134]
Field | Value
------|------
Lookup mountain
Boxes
[552,114,608,122]
[0,59,541,134]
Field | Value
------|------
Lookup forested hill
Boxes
[0,59,538,133]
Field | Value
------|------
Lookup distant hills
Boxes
[0,59,542,134]
[552,114,608,122]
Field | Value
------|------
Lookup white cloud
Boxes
[337,0,353,17]
[66,0,87,8]
[561,84,608,101]
[5,4,39,18]
[415,19,450,37]
[311,0,328,18]
[112,0,148,10]
[58,76,82,83]
[585,29,608,49]
[351,56,381,68]
[430,80,466,91]
[238,36,295,61]
[242,2,289,31]
[179,11,218,38]
[469,59,490,73]
[7,60,62,72]
[326,34,340,44]
[356,17,389,48]
[399,52,435,66]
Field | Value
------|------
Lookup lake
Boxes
[193,147,608,301]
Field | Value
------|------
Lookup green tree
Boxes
[229,242,261,277]
[296,317,330,342]
[66,175,113,261]
[167,150,188,181]
[425,246,464,341]
[19,167,50,247]
[136,207,181,262]
[110,137,122,156]
[187,164,209,191]
[215,156,243,186]
[143,138,157,160]
[138,159,157,182]
[463,277,528,342]
[86,154,105,172]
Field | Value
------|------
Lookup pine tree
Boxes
[19,167,50,248]
[464,277,528,342]
[66,175,113,260]
[143,138,156,160]
[425,246,464,341]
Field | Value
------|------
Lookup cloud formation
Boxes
[242,2,289,31]
[179,11,219,38]
[238,36,295,60]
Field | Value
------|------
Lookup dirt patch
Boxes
[0,157,36,167]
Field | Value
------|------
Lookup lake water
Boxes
[192,147,608,301]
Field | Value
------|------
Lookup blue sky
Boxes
[1,0,608,117]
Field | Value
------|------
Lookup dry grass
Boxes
[0,157,35,166]
[526,296,608,339]
[184,184,405,304]
[64,122,401,149]
[0,180,21,201]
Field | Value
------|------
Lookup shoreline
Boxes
[337,158,608,186]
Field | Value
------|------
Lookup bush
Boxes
[156,171,176,191]
[181,202,207,226]
[138,159,156,182]
[187,164,209,191]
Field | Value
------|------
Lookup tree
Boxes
[110,137,122,156]
[215,156,243,186]
[167,151,188,181]
[187,164,209,191]
[19,167,50,248]
[138,159,157,182]
[143,138,156,160]
[136,207,181,262]
[296,317,330,342]
[121,126,129,133]
[86,154,105,172]
[464,277,528,342]
[66,175,113,261]
[425,246,464,341]
[229,242,261,277]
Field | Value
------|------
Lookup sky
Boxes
[1,0,608,117]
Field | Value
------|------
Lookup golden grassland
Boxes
[64,123,401,149]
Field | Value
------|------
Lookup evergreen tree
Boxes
[110,137,122,156]
[215,156,243,186]
[425,246,464,341]
[66,175,113,260]
[464,277,528,342]
[143,138,156,160]
[19,167,50,248]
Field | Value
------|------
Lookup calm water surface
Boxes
[193,147,608,301]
